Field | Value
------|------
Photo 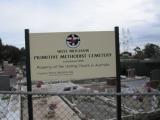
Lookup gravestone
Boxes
[0,75,10,91]
[3,61,8,66]
[127,68,135,78]
[151,69,160,81]
[4,64,16,77]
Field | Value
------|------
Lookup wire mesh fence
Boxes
[0,91,160,120]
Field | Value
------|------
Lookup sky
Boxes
[0,0,160,52]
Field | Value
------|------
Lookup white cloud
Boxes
[0,0,159,48]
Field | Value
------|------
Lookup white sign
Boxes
[29,31,116,81]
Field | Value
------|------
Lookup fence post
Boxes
[25,29,33,120]
[115,27,121,120]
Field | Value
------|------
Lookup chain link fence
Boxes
[0,91,160,120]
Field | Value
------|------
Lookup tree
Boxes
[143,43,160,58]
[0,38,3,63]
[0,39,22,64]
[120,51,132,58]
[134,47,141,54]
[2,45,20,64]
[20,47,25,57]
[19,47,26,64]
[0,38,2,46]
[133,47,144,59]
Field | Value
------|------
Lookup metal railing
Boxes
[0,91,160,120]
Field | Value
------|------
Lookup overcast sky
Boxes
[0,0,159,52]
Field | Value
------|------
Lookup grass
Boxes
[1,95,10,100]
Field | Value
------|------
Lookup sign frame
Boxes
[29,31,117,81]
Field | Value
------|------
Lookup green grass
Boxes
[1,95,10,100]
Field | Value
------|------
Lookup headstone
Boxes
[107,78,116,85]
[0,71,4,75]
[22,65,26,77]
[127,68,135,78]
[10,78,17,88]
[0,75,10,91]
[4,64,16,77]
[151,69,160,81]
[3,61,8,66]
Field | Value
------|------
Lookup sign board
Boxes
[29,31,116,81]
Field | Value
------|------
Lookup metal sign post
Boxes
[25,29,33,120]
[115,27,121,120]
